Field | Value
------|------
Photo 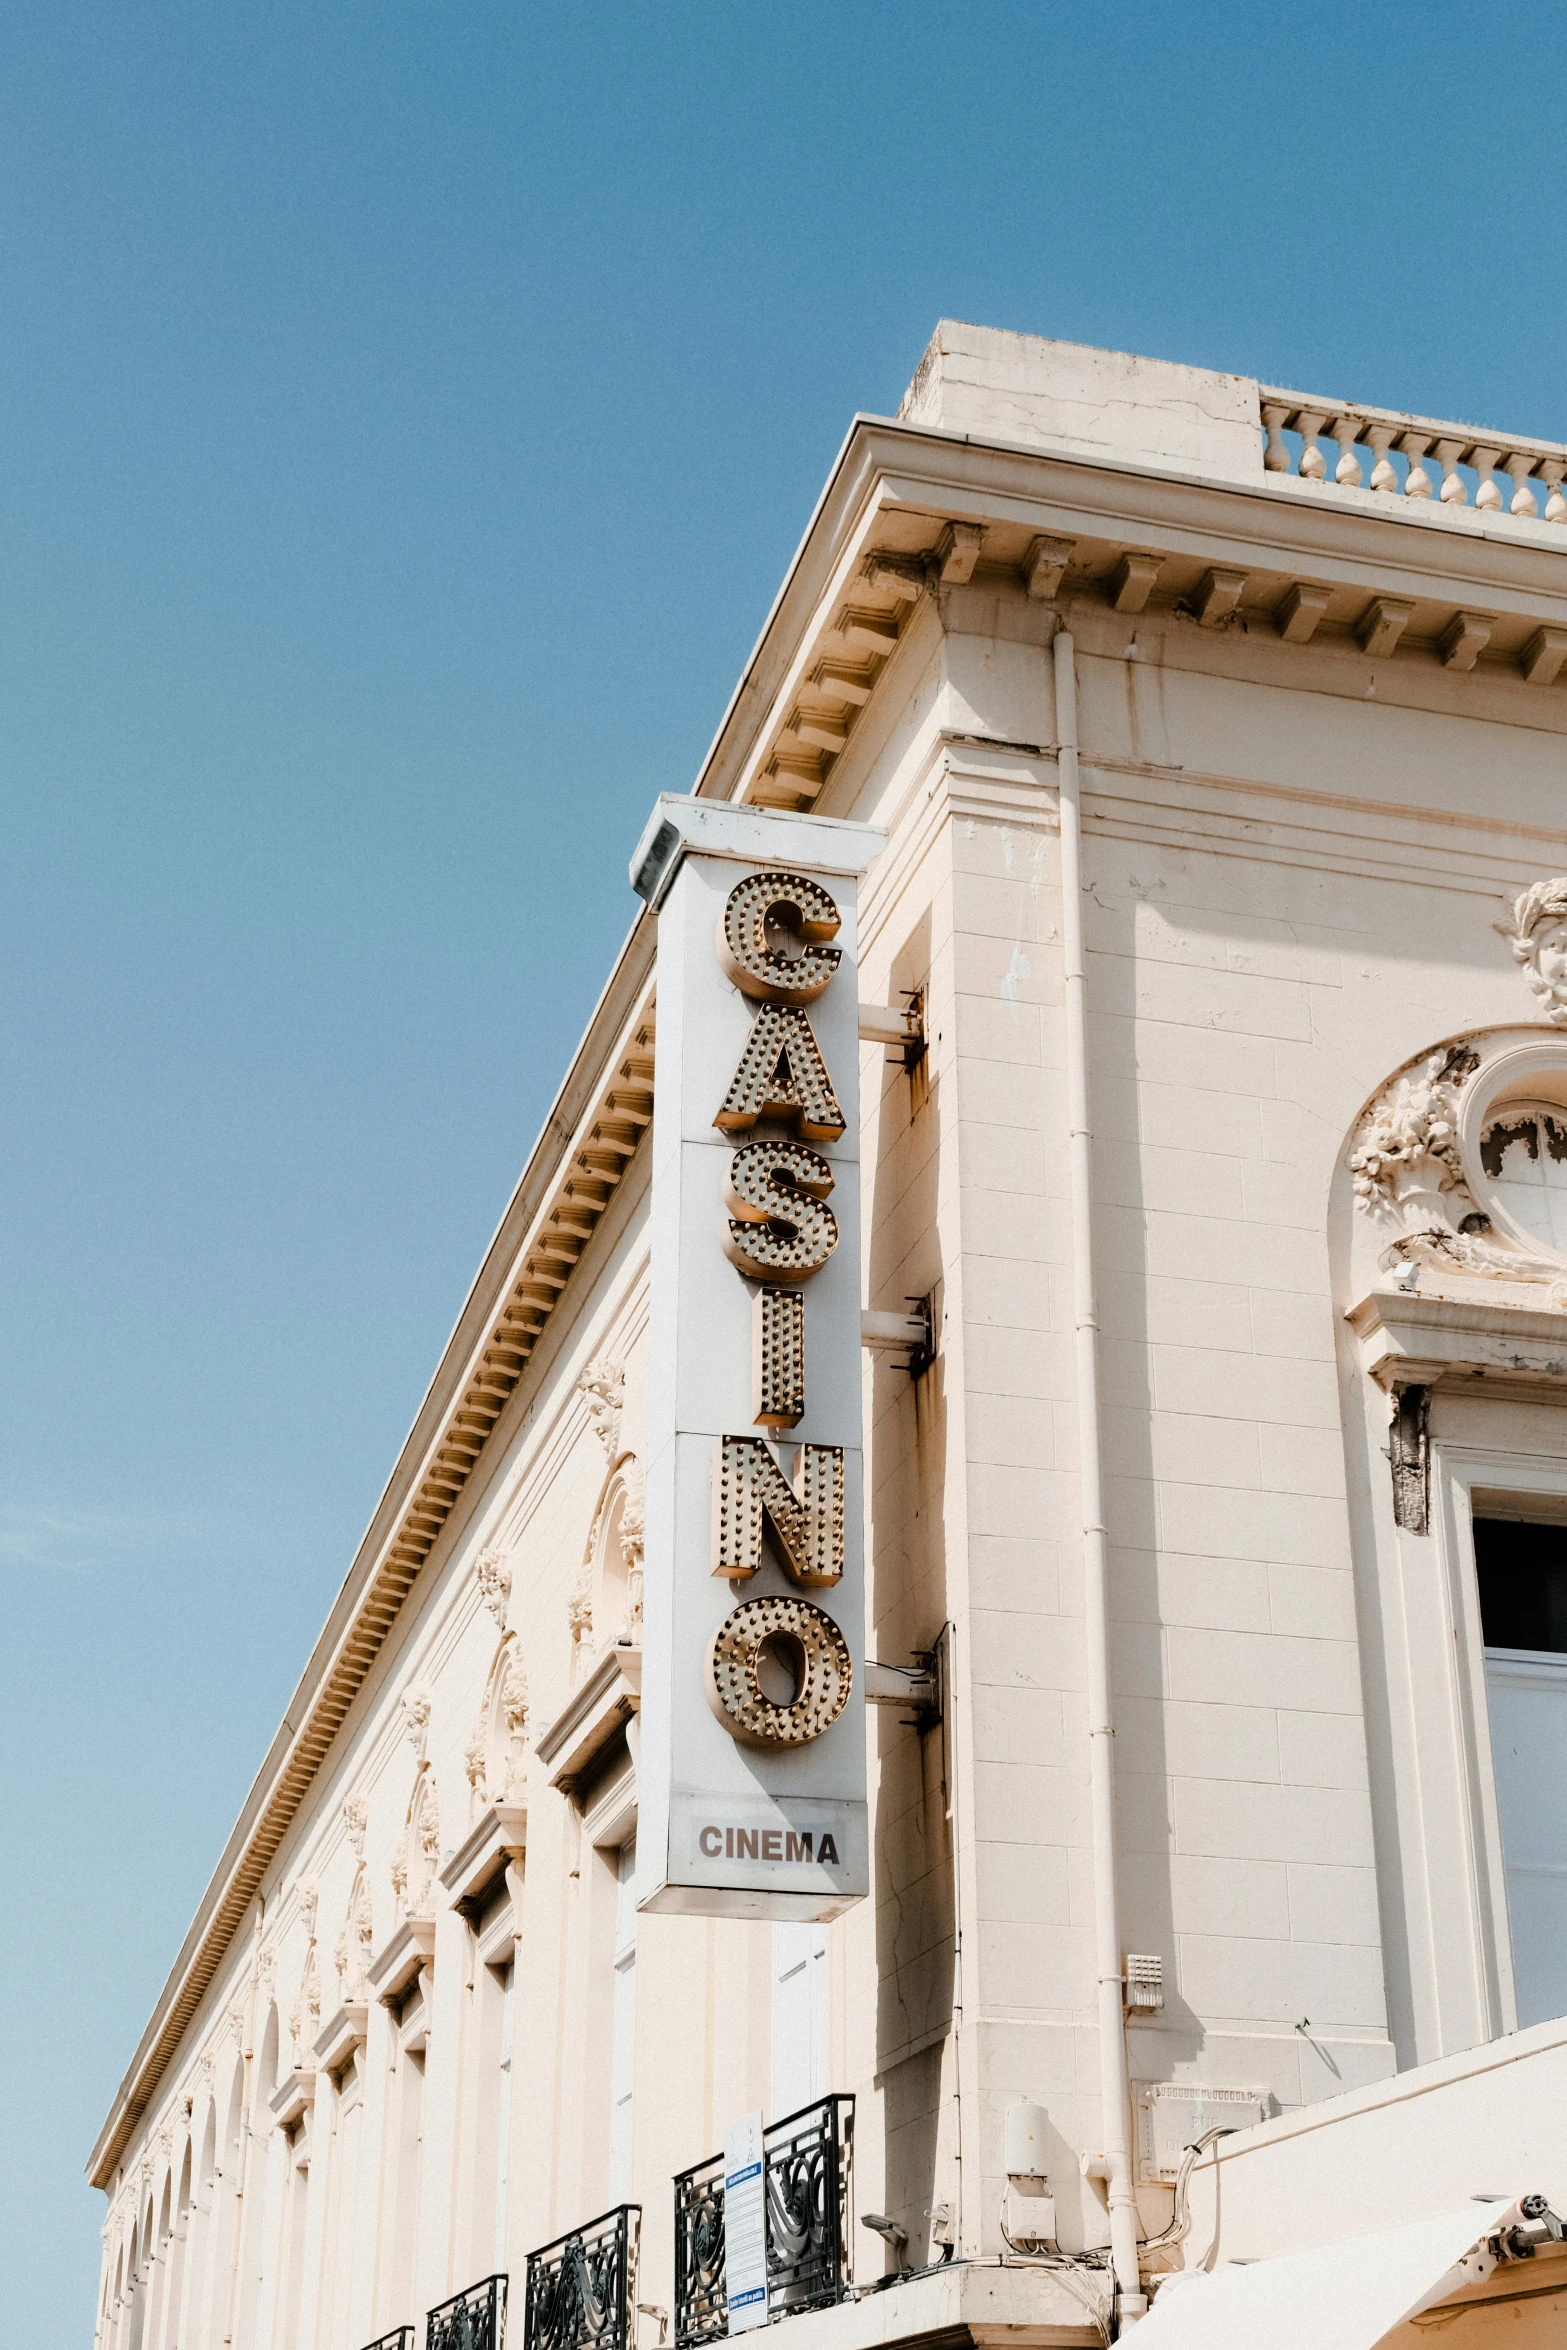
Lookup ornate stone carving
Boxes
[567,1564,594,1676]
[289,1886,321,2068]
[501,1650,529,1740]
[401,1687,432,1764]
[620,1466,646,1639]
[393,1771,440,1922]
[334,1865,374,2003]
[579,1356,625,1459]
[257,1941,277,1999]
[476,1544,512,1629]
[1350,1041,1567,1296]
[1349,1046,1479,1228]
[343,1794,367,1858]
[499,1650,530,1798]
[464,1721,488,1811]
[1502,877,1567,1023]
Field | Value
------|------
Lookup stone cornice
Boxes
[367,1916,437,2007]
[536,1643,642,1795]
[437,1801,528,1912]
[1348,1287,1567,1396]
[690,414,1567,821]
[88,941,656,2189]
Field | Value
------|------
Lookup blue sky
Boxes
[6,1,1566,2330]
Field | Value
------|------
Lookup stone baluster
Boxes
[1472,445,1503,511]
[1504,452,1540,518]
[1296,411,1327,480]
[1261,404,1291,472]
[1542,461,1567,525]
[1367,424,1399,494]
[1399,434,1434,499]
[1434,440,1468,505]
[1329,416,1364,487]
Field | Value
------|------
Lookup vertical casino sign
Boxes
[630,798,885,1918]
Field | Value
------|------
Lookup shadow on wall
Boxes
[865,900,957,2269]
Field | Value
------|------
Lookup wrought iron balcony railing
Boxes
[363,2332,415,2350]
[674,2094,854,2347]
[427,2273,507,2350]
[524,2204,640,2350]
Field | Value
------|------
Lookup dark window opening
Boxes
[1474,1515,1567,1655]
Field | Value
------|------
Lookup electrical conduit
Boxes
[1052,629,1145,2327]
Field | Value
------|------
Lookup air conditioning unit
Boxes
[1134,2082,1266,2183]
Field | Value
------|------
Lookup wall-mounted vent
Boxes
[1124,1953,1165,2013]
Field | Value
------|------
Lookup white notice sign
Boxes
[723,2108,767,2332]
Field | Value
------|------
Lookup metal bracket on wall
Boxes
[864,1648,942,1728]
[860,1295,934,1379]
[858,989,926,1076]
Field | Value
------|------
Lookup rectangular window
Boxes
[1475,1514,1567,2028]
[493,1959,514,2265]
[608,1840,637,2201]
[771,1922,827,2119]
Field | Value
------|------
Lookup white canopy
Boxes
[1135,2196,1545,2349]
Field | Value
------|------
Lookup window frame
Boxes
[1428,1438,1567,2041]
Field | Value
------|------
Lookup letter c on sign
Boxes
[699,1826,722,1858]
[717,870,843,1004]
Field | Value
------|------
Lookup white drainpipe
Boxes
[1053,629,1145,2326]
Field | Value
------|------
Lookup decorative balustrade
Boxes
[673,2095,855,2347]
[427,2274,507,2350]
[525,2205,639,2350]
[1260,388,1567,523]
[363,2332,415,2350]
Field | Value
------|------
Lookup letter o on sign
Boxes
[706,1594,852,1749]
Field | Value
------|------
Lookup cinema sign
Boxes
[630,796,886,1919]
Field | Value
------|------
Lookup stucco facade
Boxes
[91,321,1567,2348]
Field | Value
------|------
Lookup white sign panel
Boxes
[632,796,885,1919]
[722,2108,767,2332]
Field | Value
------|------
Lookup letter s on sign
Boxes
[723,1141,838,1284]
[699,1826,723,1858]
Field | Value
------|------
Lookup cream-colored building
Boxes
[90,320,1567,2350]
